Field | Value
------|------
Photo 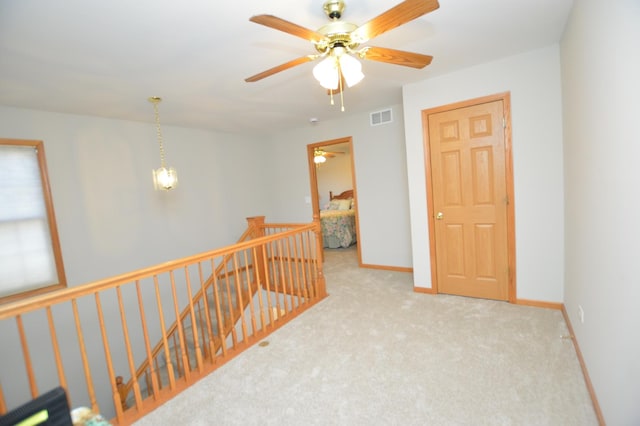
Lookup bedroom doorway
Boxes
[422,93,516,302]
[307,137,361,265]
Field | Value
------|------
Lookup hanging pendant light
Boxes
[149,96,178,191]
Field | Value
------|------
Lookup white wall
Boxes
[561,1,640,424]
[402,46,565,302]
[267,104,413,268]
[0,106,270,287]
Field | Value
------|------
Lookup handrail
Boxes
[0,217,326,425]
[116,217,271,407]
[0,223,316,319]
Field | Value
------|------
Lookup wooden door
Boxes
[427,99,510,301]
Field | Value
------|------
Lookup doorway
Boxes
[307,137,361,264]
[422,93,516,302]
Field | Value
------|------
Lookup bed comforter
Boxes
[320,209,357,248]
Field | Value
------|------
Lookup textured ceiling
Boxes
[0,0,573,135]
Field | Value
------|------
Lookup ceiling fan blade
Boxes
[245,55,317,82]
[351,0,440,43]
[360,46,432,69]
[250,15,326,43]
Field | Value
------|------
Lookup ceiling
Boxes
[0,0,573,135]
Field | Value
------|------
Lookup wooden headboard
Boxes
[330,190,353,200]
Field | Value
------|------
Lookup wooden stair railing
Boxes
[0,217,326,426]
[115,217,267,408]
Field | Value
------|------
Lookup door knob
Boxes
[436,212,444,220]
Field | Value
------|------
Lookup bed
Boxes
[320,189,357,248]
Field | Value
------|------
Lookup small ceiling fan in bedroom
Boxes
[245,0,440,110]
[313,147,344,164]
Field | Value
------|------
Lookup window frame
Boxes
[0,138,67,304]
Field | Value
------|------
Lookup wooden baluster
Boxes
[283,236,295,311]
[313,224,327,298]
[144,370,152,397]
[232,252,248,343]
[154,275,176,391]
[45,307,68,393]
[286,237,302,311]
[210,259,227,358]
[251,246,267,333]
[273,239,282,313]
[285,237,296,311]
[0,381,6,415]
[260,240,276,327]
[184,266,203,373]
[135,279,160,401]
[15,315,38,399]
[313,211,324,264]
[197,261,215,360]
[153,359,163,390]
[300,232,313,299]
[169,270,191,381]
[276,239,288,315]
[171,333,182,377]
[242,249,259,336]
[282,237,295,315]
[115,286,143,410]
[71,299,99,414]
[195,297,208,360]
[222,261,238,348]
[94,293,124,422]
[296,235,307,303]
[296,233,310,300]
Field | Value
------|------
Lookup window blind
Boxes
[0,145,57,297]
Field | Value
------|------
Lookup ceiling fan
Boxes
[245,0,440,103]
[314,147,345,164]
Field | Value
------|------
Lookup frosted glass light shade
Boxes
[313,53,364,90]
[339,54,364,87]
[314,154,326,164]
[313,57,339,90]
[153,166,178,190]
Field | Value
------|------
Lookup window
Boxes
[0,139,66,303]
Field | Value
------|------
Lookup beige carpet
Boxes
[134,245,598,425]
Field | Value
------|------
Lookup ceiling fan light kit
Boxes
[314,148,328,164]
[245,0,439,110]
[312,47,364,89]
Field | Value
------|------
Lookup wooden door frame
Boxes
[307,136,362,266]
[422,92,516,303]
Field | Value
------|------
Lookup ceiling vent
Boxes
[370,108,393,126]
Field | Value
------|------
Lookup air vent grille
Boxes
[370,108,393,126]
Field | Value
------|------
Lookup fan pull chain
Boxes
[338,65,345,112]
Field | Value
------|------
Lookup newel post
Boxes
[246,216,266,237]
[312,213,327,298]
[246,216,267,289]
